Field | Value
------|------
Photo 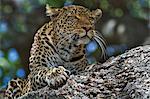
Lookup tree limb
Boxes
[1,45,150,99]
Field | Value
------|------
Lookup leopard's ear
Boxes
[91,9,102,21]
[46,4,61,20]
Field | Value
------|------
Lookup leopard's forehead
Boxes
[62,5,90,14]
[63,5,89,10]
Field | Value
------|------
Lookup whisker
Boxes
[94,37,106,59]
[93,31,107,59]
[94,31,107,47]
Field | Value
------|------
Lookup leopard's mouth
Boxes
[76,36,91,45]
[77,30,107,59]
[75,32,93,45]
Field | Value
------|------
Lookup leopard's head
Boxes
[46,5,106,62]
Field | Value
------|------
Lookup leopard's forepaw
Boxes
[46,66,70,89]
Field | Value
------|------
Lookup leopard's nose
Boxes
[82,27,92,32]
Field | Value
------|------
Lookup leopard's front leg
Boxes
[29,66,70,91]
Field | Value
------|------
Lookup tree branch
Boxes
[2,45,150,99]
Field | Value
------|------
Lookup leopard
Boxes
[4,4,106,99]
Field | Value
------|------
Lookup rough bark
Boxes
[1,45,150,99]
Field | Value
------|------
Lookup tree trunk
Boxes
[1,45,150,99]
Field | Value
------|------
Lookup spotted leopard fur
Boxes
[5,5,106,99]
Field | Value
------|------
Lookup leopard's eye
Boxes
[75,15,81,20]
[67,15,80,20]
[66,16,78,25]
[67,16,76,20]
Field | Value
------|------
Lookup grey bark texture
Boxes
[1,45,150,99]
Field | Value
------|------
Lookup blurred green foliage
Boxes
[0,48,23,88]
[46,0,66,7]
[0,0,149,88]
